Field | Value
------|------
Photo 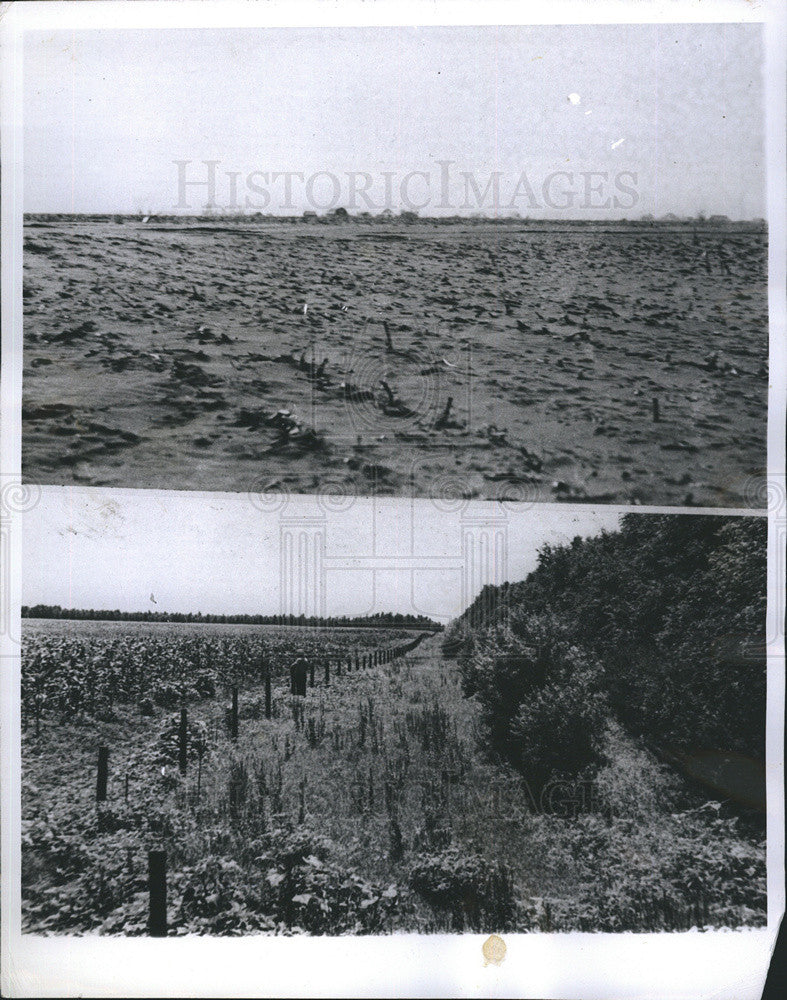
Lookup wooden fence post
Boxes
[230,688,239,739]
[296,663,307,697]
[324,659,330,686]
[265,672,272,719]
[179,708,188,774]
[96,746,109,802]
[148,850,167,936]
[229,775,243,820]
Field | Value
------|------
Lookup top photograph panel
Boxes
[21,24,768,507]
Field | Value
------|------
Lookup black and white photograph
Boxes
[1,0,785,998]
[21,21,768,507]
[19,489,768,937]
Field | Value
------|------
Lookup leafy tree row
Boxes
[447,515,766,778]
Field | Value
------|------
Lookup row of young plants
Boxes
[21,622,422,730]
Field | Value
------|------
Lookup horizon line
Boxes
[24,211,767,224]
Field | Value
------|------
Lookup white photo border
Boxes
[2,1,784,997]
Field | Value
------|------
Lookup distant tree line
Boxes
[22,605,442,631]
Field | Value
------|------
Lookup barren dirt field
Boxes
[23,219,767,506]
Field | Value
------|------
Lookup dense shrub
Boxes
[465,611,606,788]
[550,805,767,932]
[456,516,766,763]
[409,848,516,931]
[510,676,606,791]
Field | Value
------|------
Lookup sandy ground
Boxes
[22,219,768,506]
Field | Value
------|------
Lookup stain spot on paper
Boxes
[482,934,506,967]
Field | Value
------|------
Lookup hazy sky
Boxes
[23,23,764,218]
[22,488,622,622]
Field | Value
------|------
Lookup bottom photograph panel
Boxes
[20,488,767,936]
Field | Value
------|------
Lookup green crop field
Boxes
[21,589,766,935]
